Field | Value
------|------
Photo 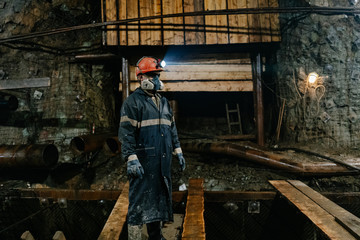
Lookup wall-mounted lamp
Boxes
[307,72,319,84]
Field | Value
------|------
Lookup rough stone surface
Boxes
[0,0,116,163]
[276,0,360,147]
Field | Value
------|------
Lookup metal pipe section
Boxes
[103,136,122,156]
[181,141,358,176]
[70,133,115,155]
[0,144,58,168]
[121,57,130,103]
[0,95,18,111]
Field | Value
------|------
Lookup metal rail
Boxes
[1,7,360,44]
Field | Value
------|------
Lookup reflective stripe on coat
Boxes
[118,88,181,225]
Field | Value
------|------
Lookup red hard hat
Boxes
[136,56,164,76]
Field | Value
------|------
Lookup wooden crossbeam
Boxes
[269,180,357,240]
[98,182,129,240]
[182,178,206,239]
[0,77,50,90]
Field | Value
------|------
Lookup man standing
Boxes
[118,56,185,240]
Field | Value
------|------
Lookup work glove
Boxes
[177,153,186,172]
[127,159,144,179]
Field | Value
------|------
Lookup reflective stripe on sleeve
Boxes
[120,116,138,128]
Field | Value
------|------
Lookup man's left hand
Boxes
[177,153,186,171]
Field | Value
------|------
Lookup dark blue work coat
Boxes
[118,88,181,225]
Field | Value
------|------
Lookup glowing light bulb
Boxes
[308,72,318,84]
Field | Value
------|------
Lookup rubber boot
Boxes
[128,224,142,240]
[146,221,165,240]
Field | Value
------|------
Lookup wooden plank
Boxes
[160,71,252,80]
[151,0,162,45]
[118,0,127,45]
[288,180,360,239]
[184,0,205,45]
[163,0,183,45]
[246,0,262,43]
[204,0,217,44]
[98,182,129,240]
[127,0,139,46]
[259,0,272,42]
[139,0,151,45]
[174,0,184,44]
[120,80,253,92]
[129,64,253,80]
[105,0,118,46]
[18,188,122,200]
[269,180,357,240]
[238,0,249,43]
[164,64,252,72]
[182,178,206,240]
[269,0,281,42]
[216,0,228,44]
[0,77,50,90]
[162,0,174,44]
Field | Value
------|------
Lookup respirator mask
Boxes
[140,73,164,91]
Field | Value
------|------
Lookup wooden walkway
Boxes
[98,182,129,240]
[182,178,206,240]
[269,180,360,240]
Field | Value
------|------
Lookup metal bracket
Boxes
[248,201,260,214]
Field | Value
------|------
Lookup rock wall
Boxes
[0,0,117,162]
[276,0,360,147]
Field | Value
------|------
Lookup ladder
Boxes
[225,103,243,134]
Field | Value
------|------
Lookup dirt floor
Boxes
[41,138,360,195]
[1,137,360,194]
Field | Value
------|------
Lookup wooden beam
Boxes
[184,0,205,45]
[216,0,228,44]
[18,188,122,200]
[119,80,253,92]
[269,0,281,42]
[98,182,129,240]
[139,0,151,45]
[204,0,217,44]
[0,77,50,90]
[288,180,360,239]
[252,54,264,146]
[259,0,272,42]
[121,57,130,102]
[129,63,253,81]
[182,178,206,239]
[228,0,249,44]
[118,0,127,45]
[247,0,262,43]
[127,0,139,46]
[269,180,357,240]
[105,0,118,45]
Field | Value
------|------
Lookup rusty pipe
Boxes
[103,136,122,156]
[70,133,115,155]
[0,95,18,111]
[181,141,358,176]
[0,144,58,168]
